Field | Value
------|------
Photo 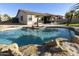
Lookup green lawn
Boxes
[63,24,79,27]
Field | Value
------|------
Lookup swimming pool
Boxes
[0,27,75,46]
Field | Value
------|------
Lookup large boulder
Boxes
[20,44,38,56]
[72,35,79,44]
[0,44,7,49]
[43,38,79,56]
[0,43,22,56]
[44,38,67,47]
[51,42,79,56]
[38,38,67,55]
[44,38,66,51]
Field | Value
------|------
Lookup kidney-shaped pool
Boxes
[0,27,75,46]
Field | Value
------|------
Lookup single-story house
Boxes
[16,9,64,25]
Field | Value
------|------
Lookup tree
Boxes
[65,3,79,26]
[74,10,79,18]
[65,12,71,19]
[65,10,74,26]
[3,14,11,20]
[0,14,1,22]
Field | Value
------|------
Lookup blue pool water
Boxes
[0,27,75,46]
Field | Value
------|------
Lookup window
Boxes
[29,17,32,21]
[21,16,23,21]
[28,15,32,21]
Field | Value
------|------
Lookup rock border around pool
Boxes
[0,35,79,56]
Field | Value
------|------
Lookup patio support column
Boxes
[37,17,39,27]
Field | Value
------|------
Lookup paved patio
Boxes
[0,24,79,32]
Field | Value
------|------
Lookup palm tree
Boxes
[65,10,74,26]
[74,10,79,18]
[65,3,79,26]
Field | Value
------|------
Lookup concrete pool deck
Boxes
[0,24,79,32]
[0,25,25,31]
[0,24,65,31]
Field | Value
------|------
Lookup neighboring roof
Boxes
[16,9,63,17]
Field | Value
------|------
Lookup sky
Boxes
[0,3,75,17]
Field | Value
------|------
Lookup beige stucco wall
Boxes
[27,15,37,25]
[16,11,27,24]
